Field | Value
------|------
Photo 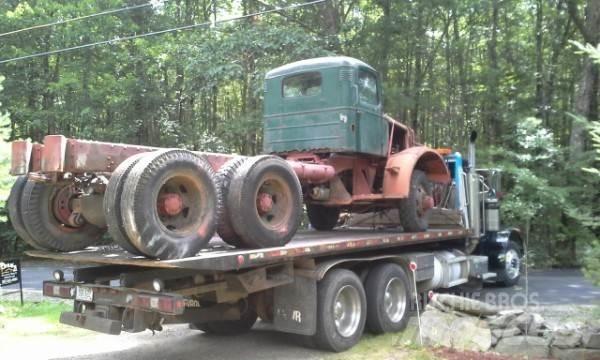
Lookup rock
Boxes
[420,309,492,351]
[550,347,600,360]
[552,329,583,349]
[491,334,499,347]
[508,313,547,335]
[492,327,521,339]
[434,294,499,316]
[582,331,600,349]
[494,336,550,358]
[451,316,492,351]
[488,312,520,329]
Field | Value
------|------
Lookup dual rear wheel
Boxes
[309,263,412,352]
[103,152,302,258]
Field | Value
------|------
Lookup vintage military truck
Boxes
[8,56,450,260]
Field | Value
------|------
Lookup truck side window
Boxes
[282,72,322,98]
[358,70,378,105]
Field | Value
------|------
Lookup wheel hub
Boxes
[383,278,407,322]
[256,192,273,214]
[52,185,84,228]
[158,193,184,216]
[505,249,521,280]
[333,285,361,338]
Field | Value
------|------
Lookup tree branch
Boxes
[566,0,593,44]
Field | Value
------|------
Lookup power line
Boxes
[0,2,163,39]
[0,0,326,65]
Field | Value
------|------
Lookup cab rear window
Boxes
[282,72,322,98]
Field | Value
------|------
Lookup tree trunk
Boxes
[567,0,600,159]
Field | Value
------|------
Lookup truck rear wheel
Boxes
[7,176,49,250]
[121,149,219,259]
[215,157,248,247]
[21,181,105,251]
[227,156,302,248]
[194,307,258,335]
[307,204,340,230]
[398,170,433,232]
[314,269,366,352]
[104,153,147,255]
[365,263,412,334]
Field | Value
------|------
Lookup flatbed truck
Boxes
[8,57,524,352]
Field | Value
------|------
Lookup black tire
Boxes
[307,204,340,231]
[314,269,367,352]
[496,241,522,287]
[215,157,248,247]
[121,149,219,259]
[194,308,258,335]
[21,181,105,252]
[398,170,432,232]
[227,155,302,249]
[104,153,147,255]
[7,176,49,250]
[365,263,412,334]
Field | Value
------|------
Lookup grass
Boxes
[0,299,88,337]
[326,325,434,360]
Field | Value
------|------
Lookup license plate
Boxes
[75,286,93,302]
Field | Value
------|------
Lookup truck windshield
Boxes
[282,72,322,98]
[358,70,378,105]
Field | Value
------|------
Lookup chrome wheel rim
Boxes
[384,278,407,323]
[333,285,361,337]
[505,249,520,280]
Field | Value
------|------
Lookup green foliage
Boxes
[480,117,595,267]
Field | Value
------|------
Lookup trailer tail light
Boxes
[133,294,185,315]
[43,282,74,299]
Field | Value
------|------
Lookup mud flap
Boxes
[273,274,317,336]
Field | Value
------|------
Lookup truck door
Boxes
[356,68,387,157]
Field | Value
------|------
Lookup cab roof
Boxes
[265,56,376,79]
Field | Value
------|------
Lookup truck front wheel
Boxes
[496,241,522,287]
[398,170,433,232]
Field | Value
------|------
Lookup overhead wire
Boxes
[0,0,326,65]
[0,1,164,39]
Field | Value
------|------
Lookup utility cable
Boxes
[0,0,326,65]
[0,1,164,39]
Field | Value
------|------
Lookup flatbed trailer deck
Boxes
[27,228,470,271]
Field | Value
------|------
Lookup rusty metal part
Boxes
[157,193,184,217]
[52,185,81,227]
[256,192,274,215]
[11,135,235,176]
[10,140,32,175]
[382,146,450,199]
[310,186,330,200]
[287,160,335,184]
[74,194,107,228]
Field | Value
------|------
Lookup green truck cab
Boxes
[263,57,388,157]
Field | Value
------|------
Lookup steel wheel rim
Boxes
[156,174,205,235]
[254,174,292,231]
[505,249,520,280]
[333,285,361,338]
[384,277,407,323]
